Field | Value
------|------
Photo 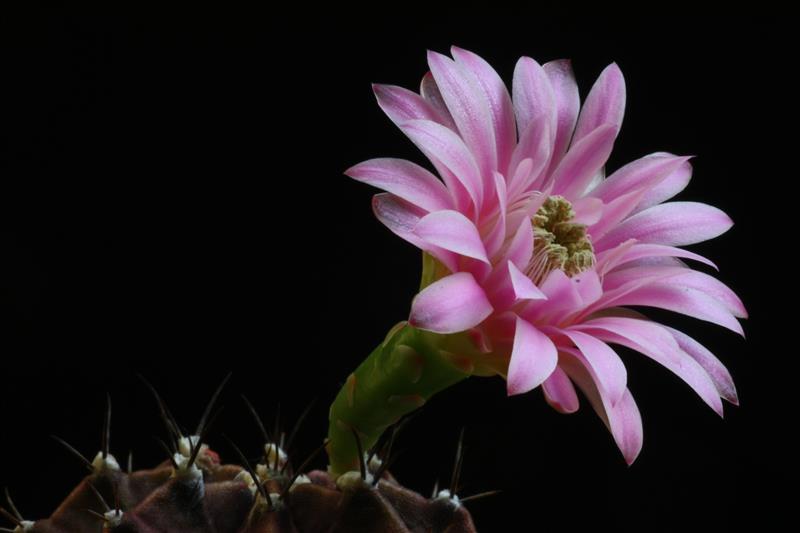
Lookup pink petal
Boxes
[400,119,484,212]
[636,153,693,212]
[507,317,558,395]
[428,51,497,181]
[483,171,509,258]
[373,83,441,125]
[542,366,580,414]
[673,270,747,318]
[550,124,618,198]
[345,158,452,212]
[595,202,734,250]
[543,59,580,166]
[371,192,427,247]
[601,282,745,336]
[588,188,648,241]
[499,215,534,270]
[508,261,547,300]
[572,63,626,145]
[451,46,517,172]
[372,193,458,272]
[571,196,604,225]
[663,326,739,405]
[559,349,643,465]
[512,56,556,146]
[560,328,627,406]
[508,113,552,198]
[577,317,724,416]
[414,210,490,263]
[597,243,718,273]
[419,72,457,130]
[524,269,582,324]
[409,272,493,334]
[589,153,691,204]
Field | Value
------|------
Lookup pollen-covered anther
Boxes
[528,195,595,284]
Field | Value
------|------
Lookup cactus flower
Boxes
[330,47,745,474]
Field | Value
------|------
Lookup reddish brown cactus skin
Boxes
[15,449,476,533]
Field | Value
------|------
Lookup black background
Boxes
[0,6,789,532]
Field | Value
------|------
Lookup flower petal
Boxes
[508,261,547,300]
[559,349,643,465]
[414,210,490,263]
[542,366,580,414]
[595,202,734,250]
[346,158,452,212]
[373,83,441,125]
[597,243,718,274]
[419,71,457,130]
[512,56,556,145]
[372,192,427,247]
[560,329,627,406]
[636,153,693,212]
[451,46,517,172]
[508,113,552,198]
[577,317,724,416]
[572,63,626,145]
[600,282,745,336]
[589,153,691,204]
[507,317,558,395]
[372,193,458,272]
[550,124,618,198]
[409,272,493,334]
[663,326,739,405]
[428,50,497,181]
[400,119,484,212]
[500,214,534,270]
[543,59,580,166]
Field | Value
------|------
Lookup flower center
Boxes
[526,195,594,284]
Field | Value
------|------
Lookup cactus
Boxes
[1,378,484,533]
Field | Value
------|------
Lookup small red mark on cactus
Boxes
[387,394,426,408]
[468,328,493,353]
[395,344,424,384]
[204,448,221,464]
[345,373,357,408]
[441,351,475,374]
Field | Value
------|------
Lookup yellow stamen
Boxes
[527,196,595,284]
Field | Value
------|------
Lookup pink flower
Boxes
[345,47,745,464]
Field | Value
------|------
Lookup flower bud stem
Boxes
[326,323,472,477]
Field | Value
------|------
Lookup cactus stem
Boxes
[50,435,94,473]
